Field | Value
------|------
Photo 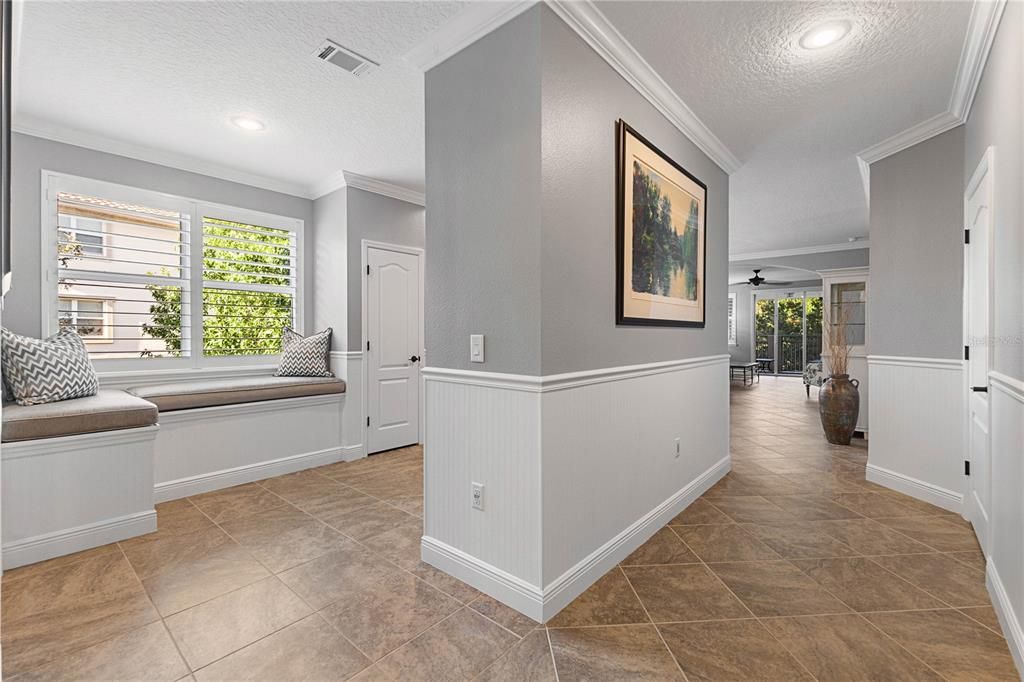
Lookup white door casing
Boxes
[364,242,423,454]
[964,147,993,553]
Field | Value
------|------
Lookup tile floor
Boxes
[2,376,1018,680]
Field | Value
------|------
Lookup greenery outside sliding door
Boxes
[754,291,823,374]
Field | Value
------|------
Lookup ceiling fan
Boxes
[747,269,793,287]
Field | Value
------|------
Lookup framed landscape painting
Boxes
[616,120,707,327]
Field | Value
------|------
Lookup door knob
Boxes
[409,355,421,363]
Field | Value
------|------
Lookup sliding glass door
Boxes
[754,291,822,375]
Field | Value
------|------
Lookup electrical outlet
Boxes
[674,437,681,459]
[471,482,484,511]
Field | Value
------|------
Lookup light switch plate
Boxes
[470,334,484,363]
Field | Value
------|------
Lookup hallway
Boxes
[534,376,1015,680]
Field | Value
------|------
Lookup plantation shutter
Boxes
[56,191,191,358]
[200,216,298,357]
[727,293,737,345]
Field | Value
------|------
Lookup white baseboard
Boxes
[865,463,964,513]
[340,444,366,462]
[988,562,1024,676]
[154,446,345,502]
[2,510,156,570]
[421,454,730,622]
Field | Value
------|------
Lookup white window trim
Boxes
[41,170,305,374]
[727,292,738,346]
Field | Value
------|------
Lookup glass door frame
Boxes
[753,288,823,376]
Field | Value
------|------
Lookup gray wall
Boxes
[425,6,728,375]
[868,126,965,359]
[538,8,728,374]
[346,188,424,351]
[425,9,543,374]
[729,284,753,363]
[312,187,348,350]
[965,1,1023,381]
[7,133,314,338]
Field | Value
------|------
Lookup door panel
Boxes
[367,246,421,454]
[965,152,992,553]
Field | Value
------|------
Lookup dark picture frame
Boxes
[616,119,707,328]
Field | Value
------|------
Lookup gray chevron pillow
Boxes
[275,327,334,377]
[1,327,100,406]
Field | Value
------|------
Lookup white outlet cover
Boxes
[471,482,484,510]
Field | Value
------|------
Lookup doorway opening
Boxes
[754,290,823,375]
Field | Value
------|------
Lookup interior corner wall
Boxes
[866,126,966,511]
[312,187,348,351]
[424,8,543,376]
[963,3,1024,672]
[7,133,315,339]
[729,283,753,363]
[868,126,965,361]
[538,7,729,375]
[345,187,424,351]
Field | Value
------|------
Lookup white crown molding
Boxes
[949,0,1008,121]
[13,116,313,199]
[856,156,871,207]
[340,171,426,207]
[403,0,537,71]
[310,170,348,200]
[403,0,741,174]
[855,0,1007,178]
[729,241,869,262]
[544,1,741,174]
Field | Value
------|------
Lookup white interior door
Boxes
[965,149,993,552]
[366,245,422,454]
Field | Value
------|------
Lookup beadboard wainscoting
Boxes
[866,356,966,511]
[987,372,1024,672]
[332,350,366,460]
[421,355,730,621]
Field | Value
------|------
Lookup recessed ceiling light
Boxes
[231,116,266,132]
[799,20,851,50]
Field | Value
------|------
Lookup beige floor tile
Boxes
[877,515,982,552]
[764,494,865,521]
[360,517,423,570]
[659,619,813,681]
[469,594,541,638]
[1,542,121,585]
[811,518,935,555]
[123,527,270,616]
[621,527,700,566]
[871,553,991,607]
[188,482,288,523]
[193,614,370,681]
[121,499,216,549]
[673,524,781,562]
[791,557,945,612]
[386,495,424,517]
[959,606,1003,635]
[220,505,349,573]
[669,499,733,525]
[12,621,187,682]
[763,613,944,680]
[477,629,555,682]
[830,492,922,518]
[1,552,161,676]
[744,521,860,559]
[165,576,311,670]
[548,624,684,681]
[706,495,795,524]
[409,561,483,603]
[709,560,850,617]
[373,608,517,680]
[947,549,987,572]
[547,568,649,627]
[320,571,461,660]
[623,564,750,623]
[322,500,418,541]
[278,543,401,610]
[865,609,1019,681]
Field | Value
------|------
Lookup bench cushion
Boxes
[128,375,345,412]
[2,390,158,442]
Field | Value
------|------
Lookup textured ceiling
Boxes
[15,1,465,195]
[597,0,972,253]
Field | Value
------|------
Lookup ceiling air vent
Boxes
[314,39,378,77]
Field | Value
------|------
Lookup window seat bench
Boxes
[1,375,350,570]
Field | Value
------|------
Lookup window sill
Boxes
[98,364,280,391]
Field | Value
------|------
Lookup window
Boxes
[58,297,111,341]
[46,174,303,366]
[727,292,737,345]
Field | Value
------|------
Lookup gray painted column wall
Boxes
[868,126,965,360]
